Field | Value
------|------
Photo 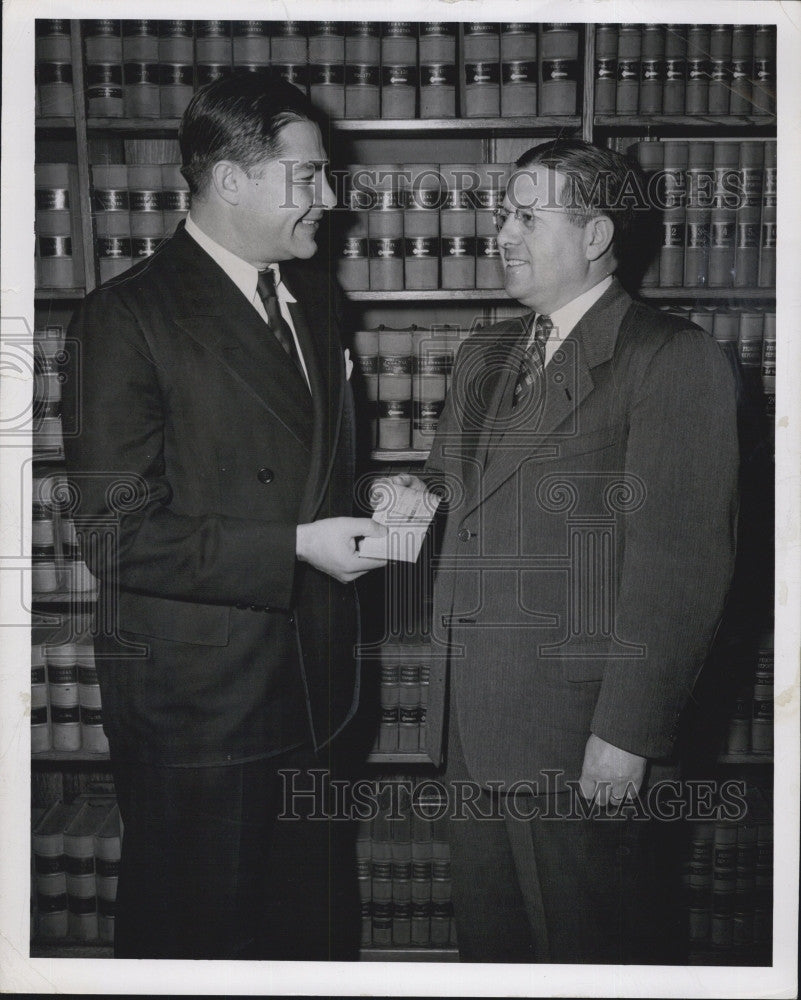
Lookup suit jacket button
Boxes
[457,527,471,542]
[257,467,274,484]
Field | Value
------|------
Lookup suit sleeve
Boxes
[590,329,739,758]
[62,288,298,609]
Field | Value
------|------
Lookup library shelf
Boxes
[32,749,110,764]
[34,287,85,300]
[72,115,582,137]
[360,946,459,962]
[30,938,113,958]
[717,752,774,765]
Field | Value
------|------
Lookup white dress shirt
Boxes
[528,275,614,367]
[184,213,311,389]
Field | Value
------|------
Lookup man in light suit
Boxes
[62,73,386,959]
[414,139,739,962]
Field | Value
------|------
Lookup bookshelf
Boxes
[33,17,775,963]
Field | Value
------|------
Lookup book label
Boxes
[686,223,710,249]
[542,59,578,82]
[420,64,456,87]
[477,236,501,257]
[465,62,501,86]
[502,61,537,84]
[736,223,760,248]
[37,236,72,258]
[160,64,193,86]
[641,59,663,80]
[342,237,368,259]
[382,65,417,87]
[378,400,411,418]
[442,236,476,257]
[353,353,378,375]
[86,63,123,86]
[618,59,640,81]
[405,237,437,258]
[379,354,412,376]
[98,237,132,258]
[665,58,686,80]
[162,190,191,212]
[38,62,74,84]
[369,237,403,259]
[346,65,379,87]
[595,58,616,80]
[36,188,70,210]
[124,63,159,84]
[129,190,161,212]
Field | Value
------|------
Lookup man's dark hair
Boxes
[179,70,321,196]
[515,139,646,261]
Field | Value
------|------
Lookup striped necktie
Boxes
[513,314,552,407]
[256,268,305,379]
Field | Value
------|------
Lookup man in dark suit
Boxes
[407,139,739,962]
[62,73,386,960]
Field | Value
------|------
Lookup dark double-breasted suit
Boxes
[423,278,739,962]
[64,223,358,766]
[62,223,361,958]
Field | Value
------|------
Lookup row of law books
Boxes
[595,24,775,118]
[352,325,462,452]
[630,139,776,290]
[31,796,120,944]
[372,638,431,754]
[37,20,581,120]
[682,786,772,952]
[357,780,456,949]
[724,632,773,756]
[662,305,775,397]
[338,162,510,292]
[31,637,107,754]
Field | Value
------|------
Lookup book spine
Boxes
[708,142,739,288]
[733,142,763,287]
[539,23,579,115]
[753,25,776,115]
[639,24,664,115]
[758,141,776,287]
[369,166,404,291]
[352,327,379,448]
[615,24,641,116]
[338,165,370,291]
[683,142,713,287]
[463,24,500,118]
[663,25,687,115]
[161,163,190,237]
[659,142,687,287]
[403,164,440,290]
[709,27,733,116]
[729,25,754,115]
[594,24,617,115]
[440,164,476,289]
[685,26,711,115]
[31,643,52,752]
[378,327,413,450]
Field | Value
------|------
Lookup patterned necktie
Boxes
[513,314,552,406]
[256,268,305,378]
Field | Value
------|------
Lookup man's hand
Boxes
[368,473,427,512]
[296,517,387,583]
[578,733,646,805]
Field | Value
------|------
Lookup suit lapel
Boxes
[464,279,633,516]
[168,228,314,451]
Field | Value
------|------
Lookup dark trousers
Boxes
[110,744,360,960]
[445,712,685,964]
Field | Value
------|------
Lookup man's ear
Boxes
[210,160,244,206]
[585,215,615,261]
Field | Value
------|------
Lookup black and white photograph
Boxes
[1,1,798,996]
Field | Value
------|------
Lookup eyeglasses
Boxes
[492,206,537,233]
[492,206,574,233]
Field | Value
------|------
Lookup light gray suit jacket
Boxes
[424,278,739,790]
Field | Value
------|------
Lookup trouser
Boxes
[445,712,686,964]
[110,743,360,960]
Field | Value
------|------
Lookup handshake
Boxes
[295,475,438,583]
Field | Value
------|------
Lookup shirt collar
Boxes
[539,275,614,344]
[184,213,296,304]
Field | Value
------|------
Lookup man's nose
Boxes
[496,214,519,249]
[318,173,337,210]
